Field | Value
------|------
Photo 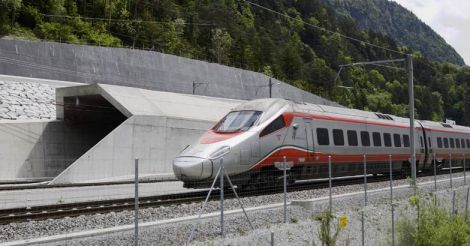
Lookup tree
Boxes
[210,28,233,64]
[0,0,22,34]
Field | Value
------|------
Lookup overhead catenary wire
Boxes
[241,0,406,56]
[339,59,407,71]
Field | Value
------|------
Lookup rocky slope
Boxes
[0,80,55,120]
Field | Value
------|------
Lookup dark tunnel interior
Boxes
[58,95,128,167]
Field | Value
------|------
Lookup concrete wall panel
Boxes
[0,121,99,181]
[49,115,214,184]
[0,39,340,107]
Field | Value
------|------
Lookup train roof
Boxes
[419,120,470,133]
[234,98,470,132]
[292,100,411,125]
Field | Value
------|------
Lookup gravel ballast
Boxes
[1,172,468,245]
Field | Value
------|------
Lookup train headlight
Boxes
[209,146,231,160]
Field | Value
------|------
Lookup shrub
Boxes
[396,194,470,246]
[314,211,349,246]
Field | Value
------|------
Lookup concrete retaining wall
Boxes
[0,39,339,106]
[0,120,100,181]
[50,115,213,184]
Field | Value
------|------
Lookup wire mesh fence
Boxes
[0,154,469,245]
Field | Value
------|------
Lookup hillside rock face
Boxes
[321,0,465,65]
[0,81,55,120]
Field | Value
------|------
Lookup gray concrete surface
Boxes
[0,74,82,88]
[0,39,340,106]
[49,83,241,184]
[0,82,242,183]
[0,120,102,181]
[0,181,193,210]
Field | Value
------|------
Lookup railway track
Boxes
[0,169,463,225]
[0,178,177,192]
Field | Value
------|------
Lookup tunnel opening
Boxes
[63,95,126,132]
[59,95,128,168]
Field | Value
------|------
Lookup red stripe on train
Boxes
[199,130,241,144]
[250,147,469,170]
[251,148,410,169]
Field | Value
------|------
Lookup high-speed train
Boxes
[173,98,470,189]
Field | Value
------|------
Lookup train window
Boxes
[360,131,370,146]
[461,139,466,148]
[428,137,432,148]
[456,138,461,148]
[467,139,470,149]
[384,133,392,147]
[317,128,330,145]
[347,130,358,146]
[393,134,401,147]
[333,129,344,146]
[437,137,442,148]
[403,135,410,147]
[259,116,285,137]
[444,138,449,148]
[450,138,455,148]
[420,137,423,147]
[214,110,262,132]
[372,132,381,147]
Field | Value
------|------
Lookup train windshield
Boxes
[214,111,262,132]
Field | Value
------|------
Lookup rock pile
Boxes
[0,80,55,120]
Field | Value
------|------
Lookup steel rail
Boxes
[0,168,463,225]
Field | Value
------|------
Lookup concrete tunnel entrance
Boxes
[60,94,127,167]
[48,83,241,184]
[63,95,126,133]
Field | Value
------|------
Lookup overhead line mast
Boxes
[338,56,417,187]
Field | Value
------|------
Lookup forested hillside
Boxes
[1,0,470,125]
[321,0,465,66]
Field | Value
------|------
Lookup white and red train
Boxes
[173,98,470,188]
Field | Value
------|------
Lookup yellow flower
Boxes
[339,215,348,230]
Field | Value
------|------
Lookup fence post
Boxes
[186,167,222,245]
[328,155,332,213]
[433,153,437,192]
[220,159,225,238]
[464,154,467,186]
[283,156,288,224]
[389,154,395,246]
[452,190,456,215]
[465,187,469,222]
[271,231,274,246]
[450,154,453,189]
[134,158,139,246]
[363,154,368,204]
[362,154,367,246]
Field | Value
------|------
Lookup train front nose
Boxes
[173,157,213,181]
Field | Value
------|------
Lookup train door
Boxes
[418,133,426,168]
[303,118,314,159]
[416,122,428,169]
[424,128,434,168]
[258,115,289,164]
[285,117,308,164]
